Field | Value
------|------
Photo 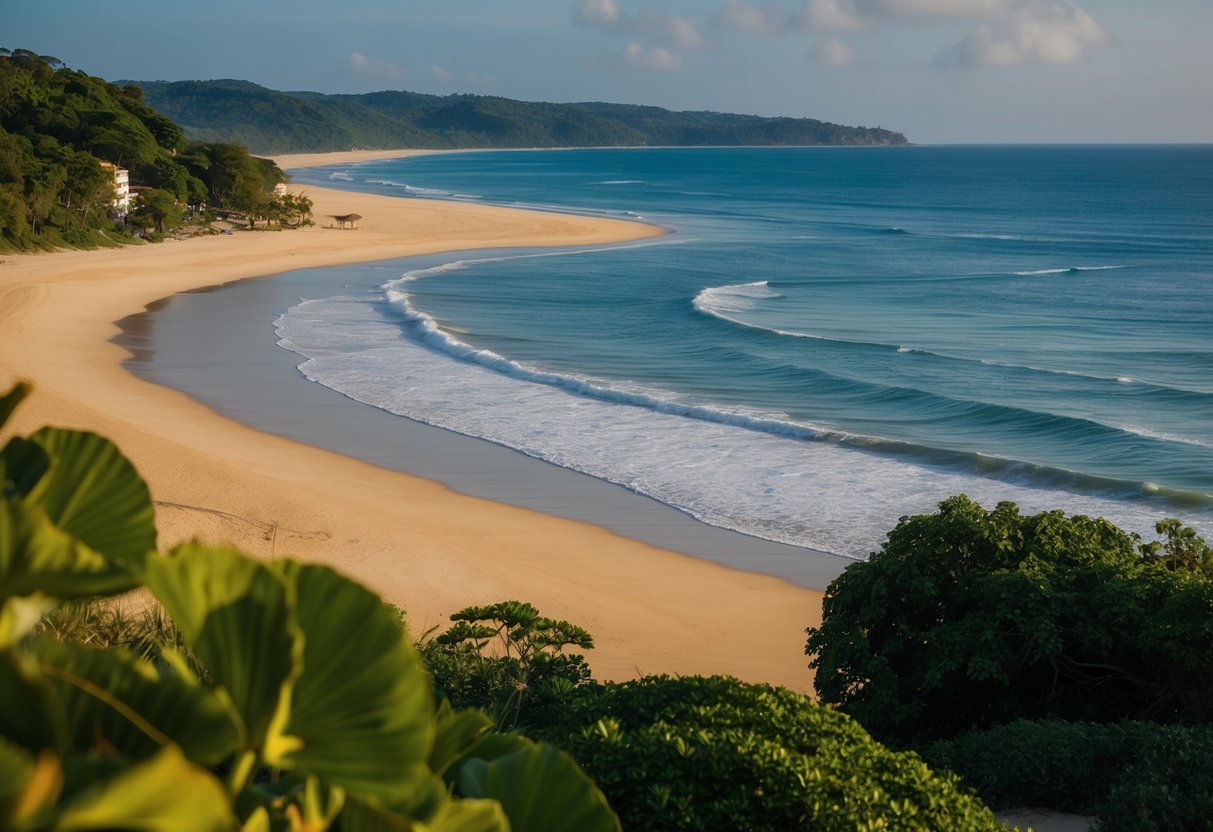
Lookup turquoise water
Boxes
[284,146,1213,558]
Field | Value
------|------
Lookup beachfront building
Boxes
[99,161,131,211]
[274,182,288,197]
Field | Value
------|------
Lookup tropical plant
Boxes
[806,495,1213,744]
[536,675,1008,831]
[261,192,313,228]
[420,600,595,730]
[0,381,619,831]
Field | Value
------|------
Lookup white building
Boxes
[273,182,288,197]
[99,161,131,210]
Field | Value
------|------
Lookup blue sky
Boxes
[8,0,1211,143]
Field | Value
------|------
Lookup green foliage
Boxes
[0,383,620,832]
[179,141,282,214]
[420,600,596,730]
[447,733,619,832]
[0,50,281,250]
[1,385,155,644]
[806,495,1213,743]
[1141,518,1213,576]
[262,191,313,227]
[922,719,1213,831]
[134,79,910,154]
[128,188,184,234]
[537,675,1005,831]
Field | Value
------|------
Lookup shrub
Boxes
[539,675,1008,831]
[922,719,1213,830]
[807,496,1213,744]
[419,599,596,730]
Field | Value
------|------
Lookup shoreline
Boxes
[0,155,828,691]
[116,247,851,589]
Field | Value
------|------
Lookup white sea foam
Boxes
[692,281,783,316]
[274,280,1185,561]
[590,180,645,185]
[1014,265,1126,276]
[365,179,452,197]
[328,171,355,181]
[1118,425,1212,449]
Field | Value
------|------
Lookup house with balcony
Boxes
[99,161,131,211]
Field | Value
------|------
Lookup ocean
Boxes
[281,146,1213,560]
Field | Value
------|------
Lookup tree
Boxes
[806,495,1213,743]
[0,48,219,250]
[129,188,183,234]
[1142,518,1213,575]
[421,600,595,729]
[58,150,112,229]
[181,141,278,214]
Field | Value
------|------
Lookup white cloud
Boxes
[808,37,854,66]
[575,1,708,51]
[934,1,1105,68]
[712,0,1104,67]
[667,15,706,49]
[575,0,623,28]
[344,52,407,82]
[797,0,867,30]
[713,0,788,35]
[430,64,453,83]
[877,0,1008,17]
[623,41,685,71]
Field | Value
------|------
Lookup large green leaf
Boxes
[429,702,493,776]
[0,501,137,610]
[52,745,232,831]
[0,740,62,832]
[0,382,30,433]
[1,436,49,500]
[146,544,299,752]
[0,649,67,755]
[269,563,434,799]
[454,735,619,832]
[32,639,241,765]
[23,427,156,570]
[340,791,508,832]
[0,737,34,815]
[418,799,510,832]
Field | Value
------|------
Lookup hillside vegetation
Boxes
[0,49,287,252]
[133,79,910,154]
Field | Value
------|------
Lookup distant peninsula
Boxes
[130,79,909,155]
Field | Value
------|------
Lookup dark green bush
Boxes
[922,719,1213,830]
[539,675,1007,831]
[419,600,596,731]
[807,496,1213,744]
[1099,730,1213,832]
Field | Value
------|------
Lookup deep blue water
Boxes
[284,146,1213,558]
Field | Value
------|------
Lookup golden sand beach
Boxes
[0,151,824,690]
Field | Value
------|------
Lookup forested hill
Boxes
[132,79,909,154]
[0,49,285,252]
